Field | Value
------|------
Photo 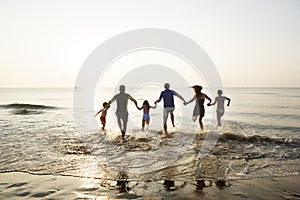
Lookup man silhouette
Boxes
[108,85,138,138]
[155,83,186,135]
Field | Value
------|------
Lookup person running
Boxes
[209,89,231,127]
[137,100,157,131]
[108,85,138,138]
[155,83,186,135]
[184,85,211,131]
[95,102,110,131]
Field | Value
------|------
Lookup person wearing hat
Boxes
[184,85,212,131]
[155,83,186,135]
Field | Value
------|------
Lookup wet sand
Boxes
[0,172,299,200]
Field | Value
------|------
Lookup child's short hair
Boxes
[103,102,108,107]
[217,90,223,95]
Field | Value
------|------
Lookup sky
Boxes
[0,0,299,88]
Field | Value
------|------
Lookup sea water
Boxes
[0,87,299,182]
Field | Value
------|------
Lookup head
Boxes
[119,85,125,93]
[103,102,109,108]
[143,100,150,106]
[192,85,202,92]
[192,85,202,97]
[164,83,170,89]
[217,89,223,96]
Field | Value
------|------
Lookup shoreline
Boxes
[1,172,299,199]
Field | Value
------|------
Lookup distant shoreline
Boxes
[0,87,300,89]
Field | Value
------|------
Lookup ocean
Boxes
[0,87,299,198]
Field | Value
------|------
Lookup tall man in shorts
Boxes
[155,83,186,135]
[108,85,138,138]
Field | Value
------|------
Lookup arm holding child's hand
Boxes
[151,102,157,109]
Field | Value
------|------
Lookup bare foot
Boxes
[121,131,125,138]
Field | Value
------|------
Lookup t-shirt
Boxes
[111,93,132,113]
[159,89,175,108]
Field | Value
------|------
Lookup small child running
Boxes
[209,89,231,127]
[95,102,110,131]
[137,100,157,131]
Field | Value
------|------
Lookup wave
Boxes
[0,103,58,110]
[11,109,44,115]
[231,112,300,120]
[220,131,300,146]
[224,120,300,135]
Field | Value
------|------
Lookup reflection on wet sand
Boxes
[1,171,298,200]
[116,171,130,193]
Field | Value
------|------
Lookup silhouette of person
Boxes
[137,100,157,131]
[184,85,211,131]
[209,89,231,127]
[108,85,138,138]
[95,102,110,131]
[155,83,186,135]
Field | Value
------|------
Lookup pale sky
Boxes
[0,0,299,87]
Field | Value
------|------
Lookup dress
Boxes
[193,98,205,118]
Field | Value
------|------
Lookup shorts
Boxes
[100,116,106,125]
[143,113,150,121]
[116,112,128,123]
[217,108,224,115]
[163,107,175,121]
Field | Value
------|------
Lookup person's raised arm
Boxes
[151,102,157,109]
[95,109,103,117]
[173,91,186,104]
[226,97,231,106]
[129,96,139,110]
[184,96,196,105]
[209,97,217,106]
[104,105,110,112]
[155,97,162,104]
[129,96,138,105]
[108,96,116,106]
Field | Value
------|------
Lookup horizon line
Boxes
[0,86,299,89]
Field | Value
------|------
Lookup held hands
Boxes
[135,103,140,110]
[207,103,211,106]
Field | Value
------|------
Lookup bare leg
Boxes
[120,119,125,138]
[145,120,150,130]
[117,117,122,132]
[199,116,204,131]
[142,119,145,131]
[217,112,224,127]
[120,113,128,138]
[170,112,175,127]
[164,114,168,133]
